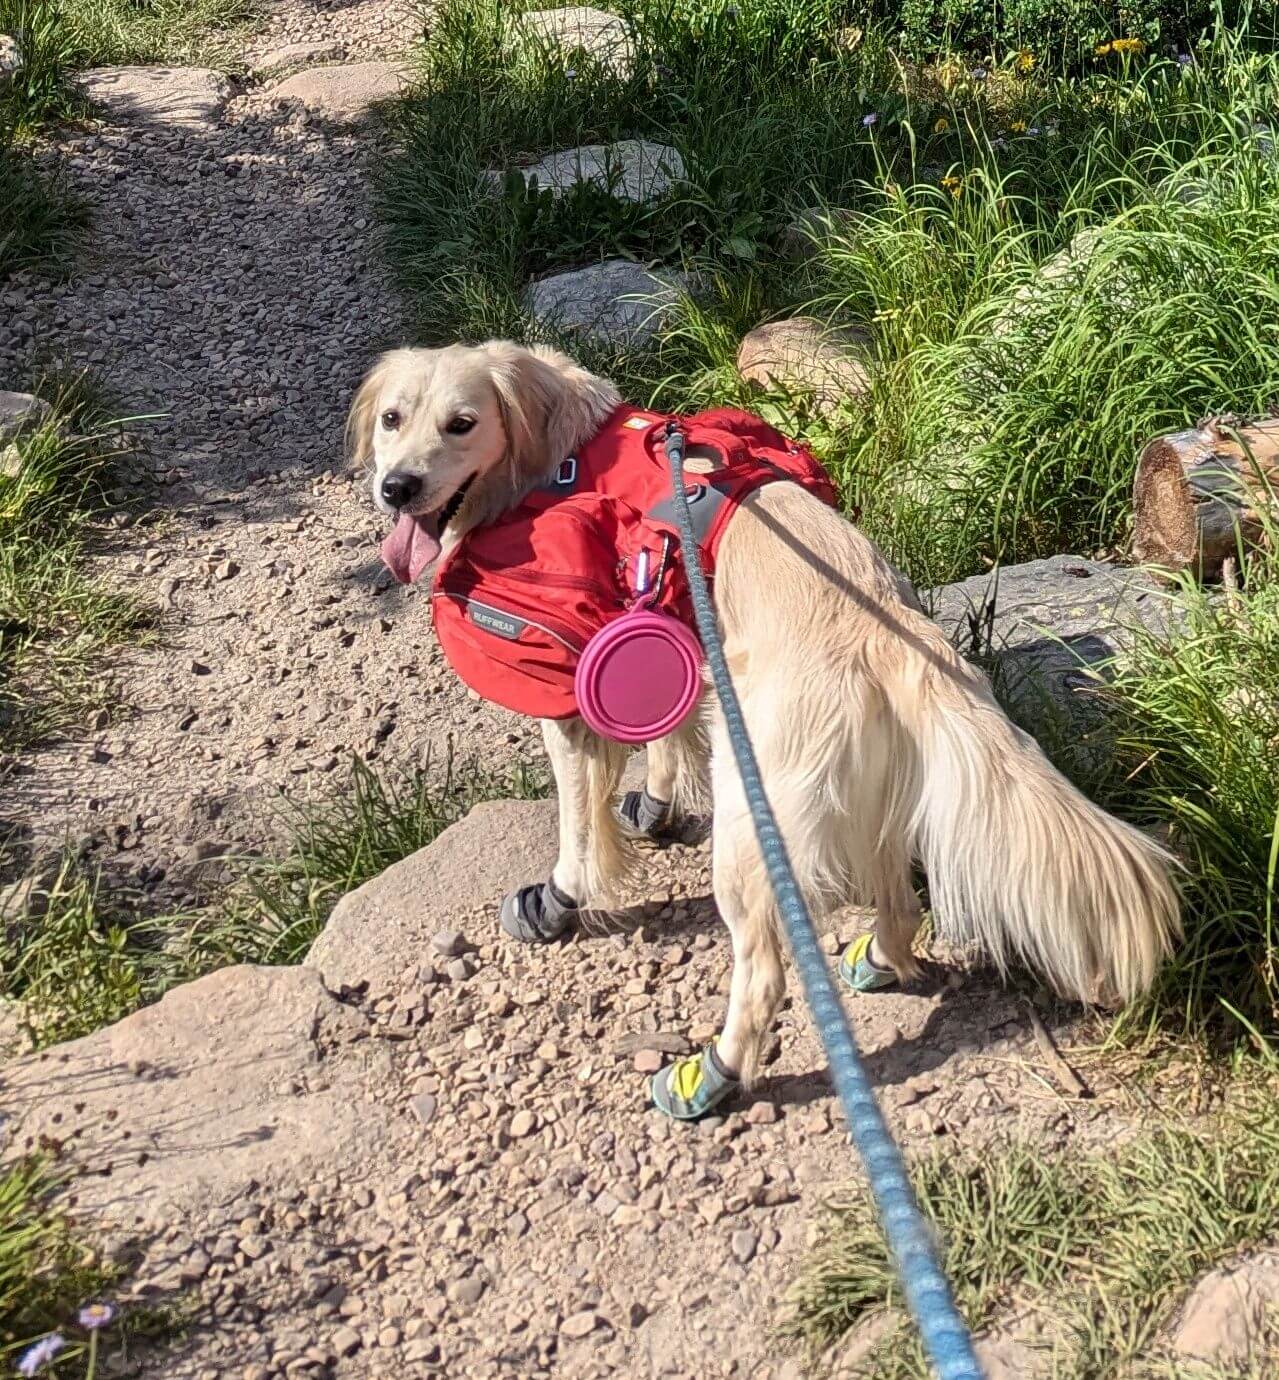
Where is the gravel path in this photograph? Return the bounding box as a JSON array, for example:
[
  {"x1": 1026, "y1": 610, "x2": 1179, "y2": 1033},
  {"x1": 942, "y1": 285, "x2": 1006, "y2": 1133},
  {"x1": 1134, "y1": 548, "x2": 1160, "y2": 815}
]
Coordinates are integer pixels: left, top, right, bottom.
[
  {"x1": 10, "y1": 804, "x2": 1144, "y2": 1379},
  {"x1": 0, "y1": 0, "x2": 536, "y2": 892}
]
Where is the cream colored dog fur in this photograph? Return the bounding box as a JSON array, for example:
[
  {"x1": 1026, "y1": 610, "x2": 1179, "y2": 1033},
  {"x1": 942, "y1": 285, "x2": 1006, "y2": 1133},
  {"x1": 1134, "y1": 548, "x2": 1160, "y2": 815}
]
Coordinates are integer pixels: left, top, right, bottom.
[{"x1": 348, "y1": 340, "x2": 1181, "y2": 1086}]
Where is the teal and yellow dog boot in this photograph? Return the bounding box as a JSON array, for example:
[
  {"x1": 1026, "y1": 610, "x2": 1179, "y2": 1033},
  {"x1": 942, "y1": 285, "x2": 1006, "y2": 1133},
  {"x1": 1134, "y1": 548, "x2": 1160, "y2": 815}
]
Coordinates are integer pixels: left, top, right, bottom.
[
  {"x1": 651, "y1": 1041, "x2": 739, "y2": 1120},
  {"x1": 838, "y1": 932, "x2": 900, "y2": 994}
]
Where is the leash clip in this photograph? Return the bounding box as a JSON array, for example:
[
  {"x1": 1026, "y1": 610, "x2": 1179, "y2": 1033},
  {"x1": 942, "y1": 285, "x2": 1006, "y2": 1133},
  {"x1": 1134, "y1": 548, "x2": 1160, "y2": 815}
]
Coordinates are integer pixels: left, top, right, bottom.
[{"x1": 632, "y1": 534, "x2": 672, "y2": 609}]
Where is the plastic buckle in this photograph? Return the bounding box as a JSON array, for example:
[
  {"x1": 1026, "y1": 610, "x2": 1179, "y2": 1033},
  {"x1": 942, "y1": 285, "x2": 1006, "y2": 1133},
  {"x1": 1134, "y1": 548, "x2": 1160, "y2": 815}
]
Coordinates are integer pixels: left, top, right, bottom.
[{"x1": 554, "y1": 457, "x2": 578, "y2": 487}]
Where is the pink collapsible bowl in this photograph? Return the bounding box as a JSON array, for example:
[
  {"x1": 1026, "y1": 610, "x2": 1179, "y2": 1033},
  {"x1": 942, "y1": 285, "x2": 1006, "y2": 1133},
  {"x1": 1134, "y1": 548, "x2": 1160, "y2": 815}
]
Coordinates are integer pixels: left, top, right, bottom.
[{"x1": 575, "y1": 608, "x2": 703, "y2": 744}]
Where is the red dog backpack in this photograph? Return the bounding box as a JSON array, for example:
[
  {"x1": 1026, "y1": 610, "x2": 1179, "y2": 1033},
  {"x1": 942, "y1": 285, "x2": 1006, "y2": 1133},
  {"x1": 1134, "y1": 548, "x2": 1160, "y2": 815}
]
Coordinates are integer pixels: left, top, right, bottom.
[{"x1": 421, "y1": 405, "x2": 837, "y2": 720}]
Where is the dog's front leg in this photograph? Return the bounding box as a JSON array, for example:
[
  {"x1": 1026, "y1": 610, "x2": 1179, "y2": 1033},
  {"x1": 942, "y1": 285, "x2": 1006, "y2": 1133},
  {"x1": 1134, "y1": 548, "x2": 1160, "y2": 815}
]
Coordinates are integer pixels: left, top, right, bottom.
[
  {"x1": 543, "y1": 715, "x2": 594, "y2": 903},
  {"x1": 498, "y1": 717, "x2": 631, "y2": 943}
]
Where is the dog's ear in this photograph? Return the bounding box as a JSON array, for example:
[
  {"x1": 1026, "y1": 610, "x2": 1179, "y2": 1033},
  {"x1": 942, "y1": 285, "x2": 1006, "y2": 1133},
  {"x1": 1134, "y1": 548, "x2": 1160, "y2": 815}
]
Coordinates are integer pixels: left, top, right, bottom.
[
  {"x1": 345, "y1": 355, "x2": 390, "y2": 472},
  {"x1": 483, "y1": 341, "x2": 621, "y2": 484}
]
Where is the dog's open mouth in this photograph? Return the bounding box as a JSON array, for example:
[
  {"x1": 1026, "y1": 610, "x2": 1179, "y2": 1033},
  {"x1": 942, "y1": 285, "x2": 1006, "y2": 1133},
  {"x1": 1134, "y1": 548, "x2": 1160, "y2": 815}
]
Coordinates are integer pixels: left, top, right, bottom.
[{"x1": 380, "y1": 475, "x2": 475, "y2": 585}]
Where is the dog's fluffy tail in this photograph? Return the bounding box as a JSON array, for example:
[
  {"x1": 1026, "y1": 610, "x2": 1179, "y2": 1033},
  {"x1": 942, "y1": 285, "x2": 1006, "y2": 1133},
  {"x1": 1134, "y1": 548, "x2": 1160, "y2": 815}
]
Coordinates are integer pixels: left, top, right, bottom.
[{"x1": 896, "y1": 644, "x2": 1181, "y2": 1005}]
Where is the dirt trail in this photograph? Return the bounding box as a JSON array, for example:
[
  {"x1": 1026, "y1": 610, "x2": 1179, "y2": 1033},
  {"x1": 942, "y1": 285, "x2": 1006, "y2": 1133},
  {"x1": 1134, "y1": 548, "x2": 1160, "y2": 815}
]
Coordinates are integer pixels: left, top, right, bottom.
[{"x1": 0, "y1": 0, "x2": 533, "y2": 895}]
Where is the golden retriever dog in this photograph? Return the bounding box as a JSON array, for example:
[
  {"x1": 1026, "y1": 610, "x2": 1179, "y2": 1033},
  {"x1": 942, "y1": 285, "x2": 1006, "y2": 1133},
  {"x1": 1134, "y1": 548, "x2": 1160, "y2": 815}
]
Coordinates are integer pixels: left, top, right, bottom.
[{"x1": 347, "y1": 340, "x2": 1180, "y2": 1119}]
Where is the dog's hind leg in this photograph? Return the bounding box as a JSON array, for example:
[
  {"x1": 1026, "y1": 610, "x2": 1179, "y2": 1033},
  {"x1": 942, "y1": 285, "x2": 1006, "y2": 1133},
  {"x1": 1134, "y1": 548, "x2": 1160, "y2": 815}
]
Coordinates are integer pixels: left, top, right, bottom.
[
  {"x1": 870, "y1": 845, "x2": 924, "y2": 984},
  {"x1": 651, "y1": 726, "x2": 802, "y2": 1120}
]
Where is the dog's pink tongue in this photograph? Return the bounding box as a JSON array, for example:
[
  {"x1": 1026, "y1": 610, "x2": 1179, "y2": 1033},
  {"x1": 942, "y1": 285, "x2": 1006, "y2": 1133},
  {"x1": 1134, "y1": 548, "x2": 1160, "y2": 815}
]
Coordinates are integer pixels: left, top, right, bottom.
[{"x1": 380, "y1": 514, "x2": 442, "y2": 584}]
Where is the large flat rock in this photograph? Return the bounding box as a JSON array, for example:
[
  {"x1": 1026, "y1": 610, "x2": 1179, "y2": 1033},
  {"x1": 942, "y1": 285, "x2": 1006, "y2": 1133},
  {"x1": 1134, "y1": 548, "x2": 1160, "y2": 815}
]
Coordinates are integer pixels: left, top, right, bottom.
[
  {"x1": 1, "y1": 965, "x2": 392, "y2": 1234},
  {"x1": 0, "y1": 389, "x2": 50, "y2": 442},
  {"x1": 263, "y1": 61, "x2": 409, "y2": 123},
  {"x1": 1171, "y1": 1249, "x2": 1279, "y2": 1367},
  {"x1": 252, "y1": 40, "x2": 345, "y2": 80},
  {"x1": 928, "y1": 554, "x2": 1168, "y2": 752},
  {"x1": 77, "y1": 66, "x2": 230, "y2": 130},
  {"x1": 308, "y1": 798, "x2": 559, "y2": 992},
  {"x1": 525, "y1": 258, "x2": 693, "y2": 346}
]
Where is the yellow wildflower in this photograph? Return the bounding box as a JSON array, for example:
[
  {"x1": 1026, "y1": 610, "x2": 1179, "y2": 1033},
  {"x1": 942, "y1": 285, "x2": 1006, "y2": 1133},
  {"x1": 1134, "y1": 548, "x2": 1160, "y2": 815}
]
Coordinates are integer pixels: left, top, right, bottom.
[
  {"x1": 934, "y1": 116, "x2": 950, "y2": 133},
  {"x1": 940, "y1": 174, "x2": 963, "y2": 199},
  {"x1": 1112, "y1": 37, "x2": 1145, "y2": 55},
  {"x1": 1016, "y1": 49, "x2": 1035, "y2": 73},
  {"x1": 1010, "y1": 119, "x2": 1027, "y2": 132},
  {"x1": 1094, "y1": 41, "x2": 1113, "y2": 55}
]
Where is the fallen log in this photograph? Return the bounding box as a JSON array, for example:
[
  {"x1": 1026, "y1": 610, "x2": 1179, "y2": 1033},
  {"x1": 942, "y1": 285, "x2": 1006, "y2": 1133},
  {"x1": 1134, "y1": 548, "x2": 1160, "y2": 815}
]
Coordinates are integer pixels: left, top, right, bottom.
[{"x1": 1132, "y1": 416, "x2": 1279, "y2": 579}]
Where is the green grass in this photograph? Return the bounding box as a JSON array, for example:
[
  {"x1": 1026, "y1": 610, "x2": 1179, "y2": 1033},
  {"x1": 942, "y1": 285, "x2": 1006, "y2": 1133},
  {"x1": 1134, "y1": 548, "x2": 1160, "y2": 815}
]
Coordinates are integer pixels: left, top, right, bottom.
[
  {"x1": 175, "y1": 750, "x2": 547, "y2": 970},
  {"x1": 1, "y1": 753, "x2": 547, "y2": 1048},
  {"x1": 0, "y1": 388, "x2": 155, "y2": 752},
  {"x1": 51, "y1": 0, "x2": 258, "y2": 70},
  {"x1": 787, "y1": 1083, "x2": 1279, "y2": 1376},
  {"x1": 1092, "y1": 534, "x2": 1279, "y2": 1041},
  {"x1": 0, "y1": 1157, "x2": 155, "y2": 1377},
  {"x1": 0, "y1": 4, "x2": 87, "y2": 276},
  {"x1": 0, "y1": 142, "x2": 84, "y2": 279},
  {"x1": 381, "y1": 7, "x2": 1279, "y2": 583}
]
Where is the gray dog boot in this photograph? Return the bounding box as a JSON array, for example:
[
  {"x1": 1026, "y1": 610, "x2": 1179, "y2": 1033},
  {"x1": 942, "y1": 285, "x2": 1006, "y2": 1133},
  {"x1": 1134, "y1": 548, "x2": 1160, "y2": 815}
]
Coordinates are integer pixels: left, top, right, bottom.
[{"x1": 499, "y1": 878, "x2": 578, "y2": 943}]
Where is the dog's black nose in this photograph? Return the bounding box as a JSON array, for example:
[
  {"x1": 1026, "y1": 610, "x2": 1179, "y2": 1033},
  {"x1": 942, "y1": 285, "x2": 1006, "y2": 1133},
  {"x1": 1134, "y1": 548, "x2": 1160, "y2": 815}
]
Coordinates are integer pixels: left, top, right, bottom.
[{"x1": 381, "y1": 472, "x2": 422, "y2": 510}]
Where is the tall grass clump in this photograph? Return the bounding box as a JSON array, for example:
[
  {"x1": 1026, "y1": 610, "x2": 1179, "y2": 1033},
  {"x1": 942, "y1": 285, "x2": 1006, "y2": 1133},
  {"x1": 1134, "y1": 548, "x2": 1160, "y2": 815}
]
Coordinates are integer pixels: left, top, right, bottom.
[
  {"x1": 186, "y1": 751, "x2": 547, "y2": 968},
  {"x1": 0, "y1": 393, "x2": 154, "y2": 751},
  {"x1": 1091, "y1": 530, "x2": 1279, "y2": 1040},
  {"x1": 804, "y1": 35, "x2": 1279, "y2": 583},
  {"x1": 0, "y1": 6, "x2": 86, "y2": 274},
  {"x1": 787, "y1": 1085, "x2": 1279, "y2": 1376}
]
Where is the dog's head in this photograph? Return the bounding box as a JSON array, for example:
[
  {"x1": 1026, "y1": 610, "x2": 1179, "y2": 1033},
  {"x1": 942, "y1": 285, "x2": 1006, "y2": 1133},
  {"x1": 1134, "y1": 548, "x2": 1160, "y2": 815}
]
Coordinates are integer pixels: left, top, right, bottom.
[{"x1": 347, "y1": 341, "x2": 620, "y2": 583}]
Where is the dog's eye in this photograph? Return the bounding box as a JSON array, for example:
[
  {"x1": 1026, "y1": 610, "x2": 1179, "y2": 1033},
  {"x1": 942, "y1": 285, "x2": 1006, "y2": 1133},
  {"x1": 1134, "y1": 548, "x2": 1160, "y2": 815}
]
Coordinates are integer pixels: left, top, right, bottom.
[
  {"x1": 445, "y1": 415, "x2": 476, "y2": 436},
  {"x1": 380, "y1": 409, "x2": 401, "y2": 431}
]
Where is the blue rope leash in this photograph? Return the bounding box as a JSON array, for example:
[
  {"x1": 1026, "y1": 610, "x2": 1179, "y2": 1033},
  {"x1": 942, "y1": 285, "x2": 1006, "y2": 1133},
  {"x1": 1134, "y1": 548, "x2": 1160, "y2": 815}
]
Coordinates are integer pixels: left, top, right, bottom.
[{"x1": 662, "y1": 422, "x2": 984, "y2": 1380}]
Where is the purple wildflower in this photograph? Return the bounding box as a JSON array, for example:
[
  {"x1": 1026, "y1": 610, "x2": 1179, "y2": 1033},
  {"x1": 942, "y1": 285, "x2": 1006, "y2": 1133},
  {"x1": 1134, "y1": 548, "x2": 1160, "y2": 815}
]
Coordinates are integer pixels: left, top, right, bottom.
[
  {"x1": 971, "y1": 66, "x2": 988, "y2": 80},
  {"x1": 78, "y1": 1302, "x2": 118, "y2": 1331},
  {"x1": 862, "y1": 112, "x2": 879, "y2": 127},
  {"x1": 1177, "y1": 52, "x2": 1194, "y2": 66},
  {"x1": 565, "y1": 67, "x2": 578, "y2": 80},
  {"x1": 17, "y1": 1336, "x2": 65, "y2": 1377}
]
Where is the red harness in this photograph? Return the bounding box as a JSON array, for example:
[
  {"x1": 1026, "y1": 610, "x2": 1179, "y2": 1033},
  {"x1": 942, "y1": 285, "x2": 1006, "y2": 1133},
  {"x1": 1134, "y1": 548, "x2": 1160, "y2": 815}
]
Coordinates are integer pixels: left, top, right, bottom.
[{"x1": 428, "y1": 405, "x2": 837, "y2": 720}]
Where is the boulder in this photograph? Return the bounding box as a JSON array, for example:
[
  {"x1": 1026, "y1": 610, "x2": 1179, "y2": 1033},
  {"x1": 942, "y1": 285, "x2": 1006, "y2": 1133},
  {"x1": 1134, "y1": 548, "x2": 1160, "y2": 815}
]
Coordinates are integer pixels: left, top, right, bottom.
[
  {"x1": 1, "y1": 965, "x2": 392, "y2": 1232},
  {"x1": 525, "y1": 259, "x2": 693, "y2": 346},
  {"x1": 1170, "y1": 1250, "x2": 1279, "y2": 1367},
  {"x1": 262, "y1": 62, "x2": 409, "y2": 123},
  {"x1": 736, "y1": 316, "x2": 872, "y2": 412},
  {"x1": 76, "y1": 66, "x2": 230, "y2": 130},
  {"x1": 928, "y1": 554, "x2": 1169, "y2": 757},
  {"x1": 0, "y1": 390, "x2": 50, "y2": 443},
  {"x1": 516, "y1": 7, "x2": 633, "y2": 77},
  {"x1": 0, "y1": 33, "x2": 21, "y2": 82},
  {"x1": 482, "y1": 139, "x2": 684, "y2": 205},
  {"x1": 308, "y1": 799, "x2": 558, "y2": 993},
  {"x1": 991, "y1": 226, "x2": 1140, "y2": 337}
]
